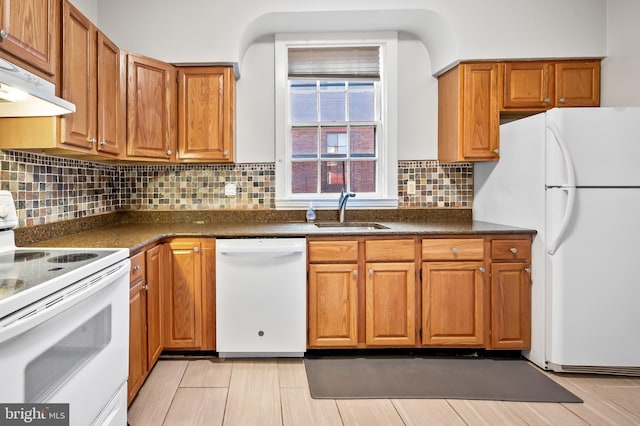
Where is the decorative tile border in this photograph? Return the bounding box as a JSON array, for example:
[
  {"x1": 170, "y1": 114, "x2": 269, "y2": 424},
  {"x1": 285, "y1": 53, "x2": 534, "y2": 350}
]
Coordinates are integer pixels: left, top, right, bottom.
[{"x1": 1, "y1": 150, "x2": 473, "y2": 227}]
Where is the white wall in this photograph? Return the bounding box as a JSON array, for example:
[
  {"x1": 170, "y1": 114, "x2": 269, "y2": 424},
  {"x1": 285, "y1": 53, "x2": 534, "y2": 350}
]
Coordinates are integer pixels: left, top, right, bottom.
[
  {"x1": 96, "y1": 0, "x2": 606, "y2": 75},
  {"x1": 601, "y1": 0, "x2": 640, "y2": 106}
]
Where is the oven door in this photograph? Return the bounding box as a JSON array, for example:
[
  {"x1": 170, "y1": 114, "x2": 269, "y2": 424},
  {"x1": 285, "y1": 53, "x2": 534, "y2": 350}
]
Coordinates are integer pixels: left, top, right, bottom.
[{"x1": 0, "y1": 260, "x2": 130, "y2": 426}]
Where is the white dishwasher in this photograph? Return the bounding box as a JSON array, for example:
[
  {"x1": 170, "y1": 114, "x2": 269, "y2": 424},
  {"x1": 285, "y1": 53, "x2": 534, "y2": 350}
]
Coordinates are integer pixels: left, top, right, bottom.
[{"x1": 216, "y1": 238, "x2": 306, "y2": 357}]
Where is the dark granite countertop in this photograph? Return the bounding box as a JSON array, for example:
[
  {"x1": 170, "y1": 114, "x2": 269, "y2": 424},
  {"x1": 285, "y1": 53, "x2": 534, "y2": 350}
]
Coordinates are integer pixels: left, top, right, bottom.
[{"x1": 26, "y1": 218, "x2": 535, "y2": 254}]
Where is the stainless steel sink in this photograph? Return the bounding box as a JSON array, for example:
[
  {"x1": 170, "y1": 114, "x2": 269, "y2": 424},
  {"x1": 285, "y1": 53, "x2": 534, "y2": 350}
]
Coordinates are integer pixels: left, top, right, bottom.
[{"x1": 314, "y1": 222, "x2": 389, "y2": 230}]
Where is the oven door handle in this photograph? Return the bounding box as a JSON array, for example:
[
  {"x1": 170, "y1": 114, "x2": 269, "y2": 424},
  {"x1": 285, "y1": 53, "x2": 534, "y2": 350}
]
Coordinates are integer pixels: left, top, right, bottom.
[{"x1": 0, "y1": 261, "x2": 128, "y2": 344}]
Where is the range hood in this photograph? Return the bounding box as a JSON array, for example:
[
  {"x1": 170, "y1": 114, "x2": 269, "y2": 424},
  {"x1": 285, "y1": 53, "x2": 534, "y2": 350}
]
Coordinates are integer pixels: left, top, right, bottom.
[{"x1": 0, "y1": 57, "x2": 75, "y2": 117}]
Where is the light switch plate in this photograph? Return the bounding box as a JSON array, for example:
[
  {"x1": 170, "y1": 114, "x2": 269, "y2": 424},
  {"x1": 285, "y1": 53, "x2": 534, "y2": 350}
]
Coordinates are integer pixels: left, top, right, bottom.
[
  {"x1": 225, "y1": 183, "x2": 236, "y2": 197},
  {"x1": 407, "y1": 180, "x2": 416, "y2": 195}
]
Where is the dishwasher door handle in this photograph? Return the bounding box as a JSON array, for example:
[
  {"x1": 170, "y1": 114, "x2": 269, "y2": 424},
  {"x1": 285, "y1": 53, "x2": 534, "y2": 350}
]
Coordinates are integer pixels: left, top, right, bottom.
[{"x1": 219, "y1": 246, "x2": 304, "y2": 257}]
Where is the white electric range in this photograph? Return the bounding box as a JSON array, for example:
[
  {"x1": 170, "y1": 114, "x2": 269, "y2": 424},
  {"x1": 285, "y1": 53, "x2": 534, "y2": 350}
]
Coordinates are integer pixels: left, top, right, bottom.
[{"x1": 0, "y1": 190, "x2": 130, "y2": 426}]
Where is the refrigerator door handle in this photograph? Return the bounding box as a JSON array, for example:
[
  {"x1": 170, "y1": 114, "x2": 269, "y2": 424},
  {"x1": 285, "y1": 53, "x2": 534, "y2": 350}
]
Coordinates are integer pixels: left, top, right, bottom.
[
  {"x1": 547, "y1": 120, "x2": 577, "y2": 255},
  {"x1": 547, "y1": 120, "x2": 577, "y2": 188},
  {"x1": 547, "y1": 187, "x2": 576, "y2": 255}
]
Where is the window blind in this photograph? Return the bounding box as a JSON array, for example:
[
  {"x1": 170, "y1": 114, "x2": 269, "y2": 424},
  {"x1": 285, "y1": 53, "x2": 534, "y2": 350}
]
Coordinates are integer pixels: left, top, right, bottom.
[{"x1": 287, "y1": 46, "x2": 381, "y2": 79}]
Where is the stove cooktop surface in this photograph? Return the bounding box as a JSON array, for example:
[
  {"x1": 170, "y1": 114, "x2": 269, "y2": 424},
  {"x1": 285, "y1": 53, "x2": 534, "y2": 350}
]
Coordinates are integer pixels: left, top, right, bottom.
[{"x1": 0, "y1": 247, "x2": 128, "y2": 317}]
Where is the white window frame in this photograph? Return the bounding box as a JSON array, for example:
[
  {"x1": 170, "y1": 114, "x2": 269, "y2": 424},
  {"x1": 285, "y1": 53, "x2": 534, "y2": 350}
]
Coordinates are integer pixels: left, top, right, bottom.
[{"x1": 275, "y1": 32, "x2": 398, "y2": 210}]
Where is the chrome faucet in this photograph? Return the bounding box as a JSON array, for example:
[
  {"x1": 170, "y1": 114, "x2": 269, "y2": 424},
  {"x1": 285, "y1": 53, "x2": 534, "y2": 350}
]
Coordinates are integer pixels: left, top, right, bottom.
[{"x1": 338, "y1": 188, "x2": 356, "y2": 223}]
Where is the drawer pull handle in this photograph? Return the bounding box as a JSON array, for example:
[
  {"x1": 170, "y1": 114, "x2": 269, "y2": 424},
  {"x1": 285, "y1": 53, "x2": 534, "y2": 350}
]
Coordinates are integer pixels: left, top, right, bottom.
[
  {"x1": 510, "y1": 247, "x2": 518, "y2": 254},
  {"x1": 452, "y1": 247, "x2": 458, "y2": 254}
]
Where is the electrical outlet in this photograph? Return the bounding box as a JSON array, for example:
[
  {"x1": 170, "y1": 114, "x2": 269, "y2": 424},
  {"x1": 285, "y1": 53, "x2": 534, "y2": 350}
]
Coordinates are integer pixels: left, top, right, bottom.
[
  {"x1": 224, "y1": 183, "x2": 236, "y2": 197},
  {"x1": 407, "y1": 180, "x2": 416, "y2": 195}
]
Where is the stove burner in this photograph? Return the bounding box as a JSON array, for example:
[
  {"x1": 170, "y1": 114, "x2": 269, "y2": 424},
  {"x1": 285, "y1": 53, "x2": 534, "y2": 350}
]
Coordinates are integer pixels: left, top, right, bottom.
[
  {"x1": 0, "y1": 251, "x2": 48, "y2": 263},
  {"x1": 47, "y1": 253, "x2": 99, "y2": 263}
]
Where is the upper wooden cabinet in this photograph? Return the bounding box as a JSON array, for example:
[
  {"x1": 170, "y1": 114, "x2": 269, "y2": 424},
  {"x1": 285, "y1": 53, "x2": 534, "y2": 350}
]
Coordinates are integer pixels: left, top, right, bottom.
[
  {"x1": 438, "y1": 62, "x2": 499, "y2": 162},
  {"x1": 127, "y1": 53, "x2": 177, "y2": 161},
  {"x1": 177, "y1": 66, "x2": 235, "y2": 162},
  {"x1": 501, "y1": 60, "x2": 600, "y2": 112},
  {"x1": 61, "y1": 1, "x2": 125, "y2": 157},
  {"x1": 0, "y1": 0, "x2": 58, "y2": 80}
]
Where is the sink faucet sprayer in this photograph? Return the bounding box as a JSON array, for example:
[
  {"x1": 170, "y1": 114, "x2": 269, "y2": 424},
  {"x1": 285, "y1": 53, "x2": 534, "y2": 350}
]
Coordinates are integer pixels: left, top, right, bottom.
[{"x1": 338, "y1": 188, "x2": 356, "y2": 223}]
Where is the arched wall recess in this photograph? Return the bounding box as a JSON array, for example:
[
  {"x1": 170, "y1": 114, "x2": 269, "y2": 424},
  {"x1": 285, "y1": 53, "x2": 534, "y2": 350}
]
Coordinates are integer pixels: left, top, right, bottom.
[{"x1": 238, "y1": 9, "x2": 457, "y2": 76}]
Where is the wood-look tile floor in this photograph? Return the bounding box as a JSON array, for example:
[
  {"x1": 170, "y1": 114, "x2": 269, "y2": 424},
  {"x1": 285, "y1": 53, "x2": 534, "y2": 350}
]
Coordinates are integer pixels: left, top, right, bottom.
[{"x1": 127, "y1": 358, "x2": 640, "y2": 426}]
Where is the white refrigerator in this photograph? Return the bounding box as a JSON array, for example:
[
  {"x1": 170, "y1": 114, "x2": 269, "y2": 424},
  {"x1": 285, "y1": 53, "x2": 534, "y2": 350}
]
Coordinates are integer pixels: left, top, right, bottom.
[{"x1": 474, "y1": 107, "x2": 640, "y2": 375}]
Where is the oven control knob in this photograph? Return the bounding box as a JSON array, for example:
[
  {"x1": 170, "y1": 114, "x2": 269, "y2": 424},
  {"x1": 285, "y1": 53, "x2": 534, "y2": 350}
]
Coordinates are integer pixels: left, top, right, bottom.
[{"x1": 0, "y1": 204, "x2": 10, "y2": 218}]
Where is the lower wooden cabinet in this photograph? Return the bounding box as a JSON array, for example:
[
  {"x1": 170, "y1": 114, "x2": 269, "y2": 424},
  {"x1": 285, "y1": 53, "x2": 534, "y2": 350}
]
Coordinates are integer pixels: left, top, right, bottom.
[
  {"x1": 308, "y1": 263, "x2": 359, "y2": 347},
  {"x1": 489, "y1": 237, "x2": 532, "y2": 349},
  {"x1": 422, "y1": 261, "x2": 486, "y2": 346},
  {"x1": 307, "y1": 238, "x2": 417, "y2": 348},
  {"x1": 127, "y1": 244, "x2": 163, "y2": 405},
  {"x1": 163, "y1": 238, "x2": 215, "y2": 350},
  {"x1": 365, "y1": 262, "x2": 416, "y2": 346}
]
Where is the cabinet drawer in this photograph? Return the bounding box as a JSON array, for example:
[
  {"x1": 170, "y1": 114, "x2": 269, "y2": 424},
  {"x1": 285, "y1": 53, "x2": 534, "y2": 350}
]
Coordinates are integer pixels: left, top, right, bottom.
[
  {"x1": 308, "y1": 240, "x2": 359, "y2": 263},
  {"x1": 491, "y1": 239, "x2": 531, "y2": 261},
  {"x1": 365, "y1": 239, "x2": 415, "y2": 261},
  {"x1": 422, "y1": 239, "x2": 484, "y2": 260},
  {"x1": 130, "y1": 252, "x2": 146, "y2": 283}
]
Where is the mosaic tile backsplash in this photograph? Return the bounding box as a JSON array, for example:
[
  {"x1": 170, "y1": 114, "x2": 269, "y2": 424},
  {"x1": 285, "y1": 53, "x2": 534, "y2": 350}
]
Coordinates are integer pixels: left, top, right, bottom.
[{"x1": 0, "y1": 150, "x2": 473, "y2": 227}]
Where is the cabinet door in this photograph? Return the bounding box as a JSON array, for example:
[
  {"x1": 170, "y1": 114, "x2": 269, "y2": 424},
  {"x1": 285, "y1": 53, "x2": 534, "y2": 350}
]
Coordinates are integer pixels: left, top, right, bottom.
[
  {"x1": 308, "y1": 264, "x2": 359, "y2": 347},
  {"x1": 178, "y1": 67, "x2": 234, "y2": 162},
  {"x1": 61, "y1": 1, "x2": 96, "y2": 151},
  {"x1": 163, "y1": 240, "x2": 202, "y2": 349},
  {"x1": 490, "y1": 262, "x2": 531, "y2": 349},
  {"x1": 461, "y1": 63, "x2": 499, "y2": 160},
  {"x1": 127, "y1": 54, "x2": 176, "y2": 160},
  {"x1": 502, "y1": 62, "x2": 553, "y2": 110},
  {"x1": 0, "y1": 0, "x2": 57, "y2": 77},
  {"x1": 365, "y1": 262, "x2": 416, "y2": 346},
  {"x1": 555, "y1": 60, "x2": 600, "y2": 107},
  {"x1": 128, "y1": 279, "x2": 147, "y2": 405},
  {"x1": 422, "y1": 261, "x2": 486, "y2": 346},
  {"x1": 96, "y1": 31, "x2": 124, "y2": 156},
  {"x1": 145, "y1": 244, "x2": 163, "y2": 366}
]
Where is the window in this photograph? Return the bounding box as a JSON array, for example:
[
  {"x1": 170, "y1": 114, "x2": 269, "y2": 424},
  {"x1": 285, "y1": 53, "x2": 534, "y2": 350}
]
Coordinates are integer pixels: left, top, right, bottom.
[{"x1": 275, "y1": 33, "x2": 398, "y2": 209}]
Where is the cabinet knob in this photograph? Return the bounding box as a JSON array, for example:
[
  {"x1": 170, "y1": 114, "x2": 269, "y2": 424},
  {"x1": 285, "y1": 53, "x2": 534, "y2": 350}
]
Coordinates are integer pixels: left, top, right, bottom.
[
  {"x1": 510, "y1": 247, "x2": 518, "y2": 254},
  {"x1": 452, "y1": 247, "x2": 458, "y2": 254},
  {"x1": 133, "y1": 265, "x2": 141, "y2": 271},
  {"x1": 559, "y1": 98, "x2": 566, "y2": 104},
  {"x1": 142, "y1": 284, "x2": 149, "y2": 290},
  {"x1": 368, "y1": 268, "x2": 374, "y2": 275},
  {"x1": 166, "y1": 149, "x2": 172, "y2": 156},
  {"x1": 223, "y1": 150, "x2": 229, "y2": 156},
  {"x1": 353, "y1": 270, "x2": 358, "y2": 276},
  {"x1": 0, "y1": 29, "x2": 7, "y2": 41},
  {"x1": 493, "y1": 148, "x2": 499, "y2": 154},
  {"x1": 100, "y1": 140, "x2": 107, "y2": 146},
  {"x1": 89, "y1": 138, "x2": 97, "y2": 144},
  {"x1": 479, "y1": 267, "x2": 486, "y2": 273},
  {"x1": 193, "y1": 246, "x2": 199, "y2": 253},
  {"x1": 543, "y1": 98, "x2": 551, "y2": 104},
  {"x1": 525, "y1": 268, "x2": 532, "y2": 273}
]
